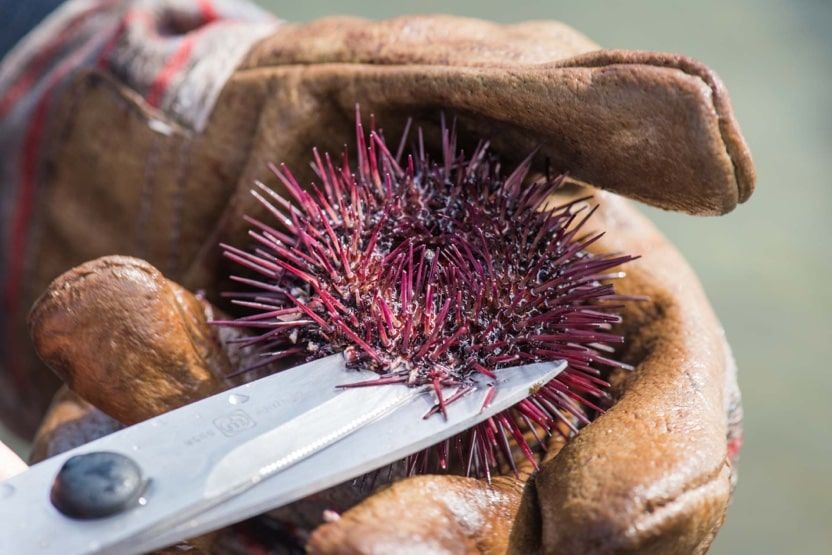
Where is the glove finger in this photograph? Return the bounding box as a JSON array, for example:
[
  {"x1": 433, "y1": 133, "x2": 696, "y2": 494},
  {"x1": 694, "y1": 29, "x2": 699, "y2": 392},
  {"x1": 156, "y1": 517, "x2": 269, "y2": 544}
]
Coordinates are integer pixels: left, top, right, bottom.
[
  {"x1": 182, "y1": 47, "x2": 753, "y2": 296},
  {"x1": 242, "y1": 16, "x2": 752, "y2": 215},
  {"x1": 307, "y1": 475, "x2": 524, "y2": 555},
  {"x1": 27, "y1": 255, "x2": 260, "y2": 423},
  {"x1": 245, "y1": 15, "x2": 598, "y2": 68},
  {"x1": 303, "y1": 404, "x2": 572, "y2": 554},
  {"x1": 507, "y1": 188, "x2": 736, "y2": 554}
]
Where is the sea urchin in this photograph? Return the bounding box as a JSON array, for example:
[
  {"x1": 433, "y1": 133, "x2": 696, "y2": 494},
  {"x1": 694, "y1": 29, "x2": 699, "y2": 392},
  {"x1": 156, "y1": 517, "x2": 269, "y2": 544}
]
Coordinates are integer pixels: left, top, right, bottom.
[{"x1": 217, "y1": 111, "x2": 638, "y2": 479}]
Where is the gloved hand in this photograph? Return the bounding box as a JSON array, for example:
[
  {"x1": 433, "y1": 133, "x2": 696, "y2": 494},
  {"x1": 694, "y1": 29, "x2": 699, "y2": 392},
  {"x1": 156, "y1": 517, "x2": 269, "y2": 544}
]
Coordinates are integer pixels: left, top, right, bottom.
[{"x1": 5, "y1": 7, "x2": 752, "y2": 554}]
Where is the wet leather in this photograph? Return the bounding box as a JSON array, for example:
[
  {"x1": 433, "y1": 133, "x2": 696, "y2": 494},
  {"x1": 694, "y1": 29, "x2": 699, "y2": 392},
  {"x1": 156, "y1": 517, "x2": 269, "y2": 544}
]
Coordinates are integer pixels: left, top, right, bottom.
[{"x1": 19, "y1": 15, "x2": 752, "y2": 555}]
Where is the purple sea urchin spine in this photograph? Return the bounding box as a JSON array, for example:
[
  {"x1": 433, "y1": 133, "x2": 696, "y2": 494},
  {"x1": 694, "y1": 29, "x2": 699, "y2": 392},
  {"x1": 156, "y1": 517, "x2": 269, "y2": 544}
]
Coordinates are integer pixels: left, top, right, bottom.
[{"x1": 218, "y1": 110, "x2": 638, "y2": 477}]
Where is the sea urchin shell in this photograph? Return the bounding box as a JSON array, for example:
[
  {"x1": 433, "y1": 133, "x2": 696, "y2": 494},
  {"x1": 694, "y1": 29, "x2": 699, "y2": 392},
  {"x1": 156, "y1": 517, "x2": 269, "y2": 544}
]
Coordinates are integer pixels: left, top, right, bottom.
[{"x1": 218, "y1": 111, "x2": 638, "y2": 478}]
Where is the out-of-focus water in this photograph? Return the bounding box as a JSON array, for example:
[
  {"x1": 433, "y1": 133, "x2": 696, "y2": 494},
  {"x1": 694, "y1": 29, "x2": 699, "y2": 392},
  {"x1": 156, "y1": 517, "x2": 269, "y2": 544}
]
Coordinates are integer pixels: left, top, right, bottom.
[{"x1": 256, "y1": 1, "x2": 829, "y2": 552}]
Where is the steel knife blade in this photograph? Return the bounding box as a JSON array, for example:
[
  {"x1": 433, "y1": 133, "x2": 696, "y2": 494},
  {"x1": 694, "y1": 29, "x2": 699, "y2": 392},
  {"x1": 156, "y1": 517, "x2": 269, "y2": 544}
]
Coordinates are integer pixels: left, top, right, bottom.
[{"x1": 0, "y1": 356, "x2": 566, "y2": 554}]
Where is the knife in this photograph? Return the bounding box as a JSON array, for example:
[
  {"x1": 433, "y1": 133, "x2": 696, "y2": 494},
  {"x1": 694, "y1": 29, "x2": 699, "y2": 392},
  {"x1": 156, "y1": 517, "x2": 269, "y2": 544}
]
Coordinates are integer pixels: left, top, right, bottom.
[{"x1": 0, "y1": 354, "x2": 566, "y2": 554}]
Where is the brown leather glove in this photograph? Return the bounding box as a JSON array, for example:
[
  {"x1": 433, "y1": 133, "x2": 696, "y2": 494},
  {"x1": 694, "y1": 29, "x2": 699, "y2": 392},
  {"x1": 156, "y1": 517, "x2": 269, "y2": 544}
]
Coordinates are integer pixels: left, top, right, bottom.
[{"x1": 18, "y1": 14, "x2": 751, "y2": 554}]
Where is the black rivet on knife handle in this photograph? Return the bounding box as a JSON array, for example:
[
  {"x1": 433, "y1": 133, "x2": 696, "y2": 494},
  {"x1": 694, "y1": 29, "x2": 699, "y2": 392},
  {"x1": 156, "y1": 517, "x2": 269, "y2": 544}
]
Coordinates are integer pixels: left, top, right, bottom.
[{"x1": 50, "y1": 451, "x2": 145, "y2": 519}]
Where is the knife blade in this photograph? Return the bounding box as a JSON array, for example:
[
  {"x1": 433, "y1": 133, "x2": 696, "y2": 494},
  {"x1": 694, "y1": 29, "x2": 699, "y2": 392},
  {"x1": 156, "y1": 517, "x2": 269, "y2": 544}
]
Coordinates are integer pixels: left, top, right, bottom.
[{"x1": 0, "y1": 356, "x2": 566, "y2": 554}]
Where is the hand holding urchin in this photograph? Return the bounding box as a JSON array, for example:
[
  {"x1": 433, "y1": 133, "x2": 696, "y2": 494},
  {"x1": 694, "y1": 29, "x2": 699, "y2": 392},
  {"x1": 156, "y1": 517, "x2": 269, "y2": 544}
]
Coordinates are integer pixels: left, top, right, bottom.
[
  {"x1": 28, "y1": 132, "x2": 743, "y2": 553},
  {"x1": 18, "y1": 14, "x2": 752, "y2": 555}
]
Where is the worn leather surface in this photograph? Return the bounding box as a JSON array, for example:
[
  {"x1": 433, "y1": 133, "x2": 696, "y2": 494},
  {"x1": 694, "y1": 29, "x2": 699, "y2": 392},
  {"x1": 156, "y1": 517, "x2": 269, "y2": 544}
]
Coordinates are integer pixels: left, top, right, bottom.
[
  {"x1": 29, "y1": 386, "x2": 121, "y2": 464},
  {"x1": 29, "y1": 257, "x2": 229, "y2": 425},
  {"x1": 307, "y1": 191, "x2": 739, "y2": 555},
  {"x1": 16, "y1": 14, "x2": 752, "y2": 555},
  {"x1": 242, "y1": 16, "x2": 754, "y2": 214},
  {"x1": 30, "y1": 188, "x2": 742, "y2": 554},
  {"x1": 4, "y1": 15, "x2": 754, "y2": 438}
]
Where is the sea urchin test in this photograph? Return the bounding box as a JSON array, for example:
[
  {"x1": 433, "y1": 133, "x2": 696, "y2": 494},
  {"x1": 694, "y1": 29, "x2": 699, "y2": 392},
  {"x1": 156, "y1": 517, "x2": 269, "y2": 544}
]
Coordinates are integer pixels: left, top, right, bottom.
[{"x1": 217, "y1": 112, "x2": 639, "y2": 479}]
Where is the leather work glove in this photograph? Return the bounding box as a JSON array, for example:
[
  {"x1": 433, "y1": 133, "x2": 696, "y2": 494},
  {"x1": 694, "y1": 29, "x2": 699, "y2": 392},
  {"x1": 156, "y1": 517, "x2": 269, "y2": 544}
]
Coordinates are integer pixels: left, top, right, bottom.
[{"x1": 1, "y1": 3, "x2": 753, "y2": 553}]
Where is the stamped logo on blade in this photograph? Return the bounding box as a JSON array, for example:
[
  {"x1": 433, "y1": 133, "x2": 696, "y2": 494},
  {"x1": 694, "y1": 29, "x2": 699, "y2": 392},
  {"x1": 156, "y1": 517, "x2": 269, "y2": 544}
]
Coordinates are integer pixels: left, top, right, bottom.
[{"x1": 213, "y1": 410, "x2": 257, "y2": 437}]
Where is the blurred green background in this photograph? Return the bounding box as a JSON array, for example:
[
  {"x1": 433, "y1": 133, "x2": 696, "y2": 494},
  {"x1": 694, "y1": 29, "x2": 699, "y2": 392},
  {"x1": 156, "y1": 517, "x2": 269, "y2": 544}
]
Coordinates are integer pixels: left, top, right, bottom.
[{"x1": 254, "y1": 1, "x2": 829, "y2": 553}]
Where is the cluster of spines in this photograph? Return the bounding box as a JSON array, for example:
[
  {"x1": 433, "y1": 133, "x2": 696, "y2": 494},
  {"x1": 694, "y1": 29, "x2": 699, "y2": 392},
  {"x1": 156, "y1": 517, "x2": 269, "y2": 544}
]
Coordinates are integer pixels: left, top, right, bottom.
[{"x1": 217, "y1": 112, "x2": 639, "y2": 478}]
